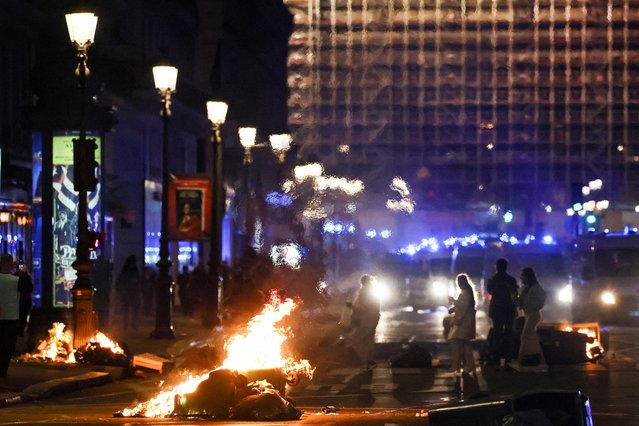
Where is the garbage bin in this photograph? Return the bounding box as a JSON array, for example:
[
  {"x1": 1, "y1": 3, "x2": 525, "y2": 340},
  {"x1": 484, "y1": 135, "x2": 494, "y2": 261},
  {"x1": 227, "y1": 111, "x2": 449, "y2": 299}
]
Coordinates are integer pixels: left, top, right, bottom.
[
  {"x1": 428, "y1": 398, "x2": 512, "y2": 426},
  {"x1": 513, "y1": 390, "x2": 594, "y2": 426}
]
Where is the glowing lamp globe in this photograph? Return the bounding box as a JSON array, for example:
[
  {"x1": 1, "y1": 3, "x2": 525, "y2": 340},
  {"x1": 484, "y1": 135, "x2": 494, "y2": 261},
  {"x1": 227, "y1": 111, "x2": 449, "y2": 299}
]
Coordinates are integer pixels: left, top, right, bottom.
[
  {"x1": 207, "y1": 101, "x2": 228, "y2": 126},
  {"x1": 238, "y1": 127, "x2": 257, "y2": 149},
  {"x1": 65, "y1": 13, "x2": 98, "y2": 46},
  {"x1": 153, "y1": 66, "x2": 178, "y2": 93}
]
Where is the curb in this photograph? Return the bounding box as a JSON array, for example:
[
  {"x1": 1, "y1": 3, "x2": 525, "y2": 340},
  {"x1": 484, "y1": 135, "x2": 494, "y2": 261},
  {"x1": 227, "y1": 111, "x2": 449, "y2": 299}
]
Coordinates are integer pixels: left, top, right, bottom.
[{"x1": 0, "y1": 372, "x2": 112, "y2": 408}]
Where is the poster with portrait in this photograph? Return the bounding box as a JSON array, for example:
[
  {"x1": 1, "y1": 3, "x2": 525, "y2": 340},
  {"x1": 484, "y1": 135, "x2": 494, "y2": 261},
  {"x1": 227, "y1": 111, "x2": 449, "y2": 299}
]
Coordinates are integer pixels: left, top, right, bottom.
[
  {"x1": 52, "y1": 134, "x2": 102, "y2": 307},
  {"x1": 168, "y1": 176, "x2": 211, "y2": 241}
]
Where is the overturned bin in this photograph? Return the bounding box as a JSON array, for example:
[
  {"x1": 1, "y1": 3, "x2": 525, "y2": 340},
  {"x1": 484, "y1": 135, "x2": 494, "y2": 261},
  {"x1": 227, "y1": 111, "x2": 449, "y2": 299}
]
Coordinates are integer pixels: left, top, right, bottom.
[{"x1": 429, "y1": 390, "x2": 594, "y2": 426}]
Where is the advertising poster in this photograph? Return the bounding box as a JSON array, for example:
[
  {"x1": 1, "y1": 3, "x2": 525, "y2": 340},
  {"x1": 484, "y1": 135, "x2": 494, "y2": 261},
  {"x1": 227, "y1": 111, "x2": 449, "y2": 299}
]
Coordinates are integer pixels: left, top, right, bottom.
[
  {"x1": 168, "y1": 176, "x2": 211, "y2": 241},
  {"x1": 52, "y1": 135, "x2": 102, "y2": 307}
]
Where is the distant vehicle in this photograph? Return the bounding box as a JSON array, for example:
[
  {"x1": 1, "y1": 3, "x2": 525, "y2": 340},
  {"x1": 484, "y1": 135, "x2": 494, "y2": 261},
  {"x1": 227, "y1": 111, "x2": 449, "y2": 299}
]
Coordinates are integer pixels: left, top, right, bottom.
[
  {"x1": 571, "y1": 232, "x2": 639, "y2": 323},
  {"x1": 376, "y1": 250, "x2": 454, "y2": 309}
]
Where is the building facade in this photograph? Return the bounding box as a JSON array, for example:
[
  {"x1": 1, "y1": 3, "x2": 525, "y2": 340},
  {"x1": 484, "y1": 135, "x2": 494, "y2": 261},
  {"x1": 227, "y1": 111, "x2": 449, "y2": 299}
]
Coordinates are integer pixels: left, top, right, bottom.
[{"x1": 286, "y1": 0, "x2": 639, "y2": 217}]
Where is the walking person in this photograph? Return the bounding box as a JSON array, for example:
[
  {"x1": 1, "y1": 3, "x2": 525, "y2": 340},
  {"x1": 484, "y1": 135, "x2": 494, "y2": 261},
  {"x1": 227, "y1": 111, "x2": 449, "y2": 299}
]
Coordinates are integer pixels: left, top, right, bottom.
[
  {"x1": 448, "y1": 273, "x2": 477, "y2": 375},
  {"x1": 348, "y1": 274, "x2": 381, "y2": 370},
  {"x1": 0, "y1": 254, "x2": 31, "y2": 382},
  {"x1": 486, "y1": 258, "x2": 518, "y2": 369},
  {"x1": 115, "y1": 255, "x2": 141, "y2": 330},
  {"x1": 516, "y1": 267, "x2": 547, "y2": 369}
]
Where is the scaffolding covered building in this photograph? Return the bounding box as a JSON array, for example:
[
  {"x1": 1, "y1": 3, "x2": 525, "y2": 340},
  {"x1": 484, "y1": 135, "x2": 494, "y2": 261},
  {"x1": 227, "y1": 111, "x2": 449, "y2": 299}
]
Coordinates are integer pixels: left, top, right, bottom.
[{"x1": 285, "y1": 0, "x2": 639, "y2": 212}]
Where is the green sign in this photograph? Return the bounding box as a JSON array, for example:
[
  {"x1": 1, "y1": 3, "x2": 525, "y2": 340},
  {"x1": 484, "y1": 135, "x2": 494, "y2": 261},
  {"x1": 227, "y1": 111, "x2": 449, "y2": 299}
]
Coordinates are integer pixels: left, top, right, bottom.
[{"x1": 52, "y1": 135, "x2": 102, "y2": 165}]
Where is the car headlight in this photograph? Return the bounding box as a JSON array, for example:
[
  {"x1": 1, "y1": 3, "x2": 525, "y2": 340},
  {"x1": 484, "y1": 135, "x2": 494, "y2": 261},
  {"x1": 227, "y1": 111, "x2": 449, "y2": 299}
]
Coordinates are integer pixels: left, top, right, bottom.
[
  {"x1": 372, "y1": 281, "x2": 391, "y2": 302},
  {"x1": 600, "y1": 291, "x2": 616, "y2": 305},
  {"x1": 557, "y1": 284, "x2": 574, "y2": 304},
  {"x1": 431, "y1": 280, "x2": 449, "y2": 297}
]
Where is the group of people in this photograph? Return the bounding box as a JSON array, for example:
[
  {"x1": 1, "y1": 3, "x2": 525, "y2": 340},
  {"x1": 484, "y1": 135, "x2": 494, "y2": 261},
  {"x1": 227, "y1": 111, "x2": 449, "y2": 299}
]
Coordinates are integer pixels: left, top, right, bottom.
[
  {"x1": 446, "y1": 258, "x2": 547, "y2": 375},
  {"x1": 114, "y1": 256, "x2": 216, "y2": 329},
  {"x1": 342, "y1": 259, "x2": 547, "y2": 374}
]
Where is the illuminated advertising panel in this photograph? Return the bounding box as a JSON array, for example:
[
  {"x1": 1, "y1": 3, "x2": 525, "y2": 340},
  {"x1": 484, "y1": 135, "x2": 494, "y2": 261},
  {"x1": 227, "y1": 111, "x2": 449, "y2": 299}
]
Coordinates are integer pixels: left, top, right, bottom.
[
  {"x1": 167, "y1": 176, "x2": 211, "y2": 241},
  {"x1": 52, "y1": 135, "x2": 101, "y2": 307}
]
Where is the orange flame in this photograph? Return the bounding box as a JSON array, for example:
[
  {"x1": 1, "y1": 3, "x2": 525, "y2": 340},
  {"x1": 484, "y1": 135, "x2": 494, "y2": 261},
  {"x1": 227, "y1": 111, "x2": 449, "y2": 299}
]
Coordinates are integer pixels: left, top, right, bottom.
[
  {"x1": 120, "y1": 291, "x2": 315, "y2": 417},
  {"x1": 561, "y1": 324, "x2": 604, "y2": 359},
  {"x1": 222, "y1": 290, "x2": 315, "y2": 380},
  {"x1": 21, "y1": 323, "x2": 125, "y2": 363},
  {"x1": 121, "y1": 372, "x2": 211, "y2": 418},
  {"x1": 21, "y1": 322, "x2": 75, "y2": 363},
  {"x1": 89, "y1": 331, "x2": 125, "y2": 355}
]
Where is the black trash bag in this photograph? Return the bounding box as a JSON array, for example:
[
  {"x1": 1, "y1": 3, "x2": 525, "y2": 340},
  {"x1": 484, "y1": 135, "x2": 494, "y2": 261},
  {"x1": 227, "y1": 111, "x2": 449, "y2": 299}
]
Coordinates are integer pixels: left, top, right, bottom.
[
  {"x1": 231, "y1": 390, "x2": 302, "y2": 421},
  {"x1": 175, "y1": 369, "x2": 240, "y2": 418},
  {"x1": 391, "y1": 344, "x2": 433, "y2": 368},
  {"x1": 74, "y1": 342, "x2": 130, "y2": 367}
]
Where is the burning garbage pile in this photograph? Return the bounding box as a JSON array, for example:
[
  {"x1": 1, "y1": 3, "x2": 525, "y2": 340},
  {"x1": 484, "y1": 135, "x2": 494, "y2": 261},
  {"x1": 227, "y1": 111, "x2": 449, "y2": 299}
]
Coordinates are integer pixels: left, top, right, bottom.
[
  {"x1": 20, "y1": 322, "x2": 128, "y2": 366},
  {"x1": 536, "y1": 322, "x2": 606, "y2": 364},
  {"x1": 118, "y1": 290, "x2": 315, "y2": 420},
  {"x1": 559, "y1": 323, "x2": 605, "y2": 361}
]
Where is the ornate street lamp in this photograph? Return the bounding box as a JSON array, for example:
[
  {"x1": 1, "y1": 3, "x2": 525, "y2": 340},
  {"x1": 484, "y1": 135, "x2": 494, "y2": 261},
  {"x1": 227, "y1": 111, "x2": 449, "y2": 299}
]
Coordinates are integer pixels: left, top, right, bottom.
[
  {"x1": 239, "y1": 127, "x2": 257, "y2": 164},
  {"x1": 65, "y1": 12, "x2": 99, "y2": 348},
  {"x1": 269, "y1": 134, "x2": 292, "y2": 164},
  {"x1": 205, "y1": 100, "x2": 228, "y2": 327},
  {"x1": 269, "y1": 133, "x2": 292, "y2": 186},
  {"x1": 150, "y1": 64, "x2": 178, "y2": 339}
]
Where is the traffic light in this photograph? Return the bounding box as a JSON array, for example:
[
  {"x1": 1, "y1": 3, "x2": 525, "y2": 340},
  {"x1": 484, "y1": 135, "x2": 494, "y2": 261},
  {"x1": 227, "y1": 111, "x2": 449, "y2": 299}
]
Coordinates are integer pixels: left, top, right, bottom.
[
  {"x1": 585, "y1": 213, "x2": 598, "y2": 226},
  {"x1": 73, "y1": 137, "x2": 99, "y2": 191}
]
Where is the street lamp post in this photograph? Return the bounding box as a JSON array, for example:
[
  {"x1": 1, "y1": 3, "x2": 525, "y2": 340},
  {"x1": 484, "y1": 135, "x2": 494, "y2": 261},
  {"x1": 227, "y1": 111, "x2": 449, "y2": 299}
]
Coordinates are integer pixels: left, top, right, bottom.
[
  {"x1": 65, "y1": 12, "x2": 99, "y2": 348},
  {"x1": 150, "y1": 65, "x2": 178, "y2": 339},
  {"x1": 238, "y1": 127, "x2": 256, "y2": 257},
  {"x1": 205, "y1": 101, "x2": 228, "y2": 327},
  {"x1": 269, "y1": 133, "x2": 292, "y2": 184}
]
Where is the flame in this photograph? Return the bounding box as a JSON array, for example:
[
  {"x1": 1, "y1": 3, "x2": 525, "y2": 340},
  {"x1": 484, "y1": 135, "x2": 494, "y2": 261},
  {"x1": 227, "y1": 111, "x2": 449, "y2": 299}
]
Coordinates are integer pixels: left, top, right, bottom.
[
  {"x1": 222, "y1": 290, "x2": 314, "y2": 379},
  {"x1": 89, "y1": 331, "x2": 125, "y2": 355},
  {"x1": 120, "y1": 291, "x2": 315, "y2": 418},
  {"x1": 21, "y1": 322, "x2": 75, "y2": 363},
  {"x1": 21, "y1": 323, "x2": 124, "y2": 363},
  {"x1": 561, "y1": 324, "x2": 604, "y2": 360},
  {"x1": 121, "y1": 372, "x2": 210, "y2": 418}
]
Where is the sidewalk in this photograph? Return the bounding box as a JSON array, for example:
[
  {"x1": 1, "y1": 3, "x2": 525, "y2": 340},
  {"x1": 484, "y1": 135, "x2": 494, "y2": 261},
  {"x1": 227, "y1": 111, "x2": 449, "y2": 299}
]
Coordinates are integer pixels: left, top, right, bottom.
[{"x1": 1, "y1": 311, "x2": 219, "y2": 407}]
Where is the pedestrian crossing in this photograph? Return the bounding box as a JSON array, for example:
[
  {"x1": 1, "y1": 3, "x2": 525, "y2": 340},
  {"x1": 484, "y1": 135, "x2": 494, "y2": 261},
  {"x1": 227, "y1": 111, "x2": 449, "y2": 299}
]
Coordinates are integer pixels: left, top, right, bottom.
[{"x1": 287, "y1": 361, "x2": 459, "y2": 408}]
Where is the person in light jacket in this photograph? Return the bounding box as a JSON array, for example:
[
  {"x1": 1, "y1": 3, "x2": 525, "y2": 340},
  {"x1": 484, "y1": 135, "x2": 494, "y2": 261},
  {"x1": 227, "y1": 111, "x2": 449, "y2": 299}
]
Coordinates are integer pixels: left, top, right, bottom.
[
  {"x1": 448, "y1": 273, "x2": 477, "y2": 375},
  {"x1": 517, "y1": 267, "x2": 547, "y2": 367}
]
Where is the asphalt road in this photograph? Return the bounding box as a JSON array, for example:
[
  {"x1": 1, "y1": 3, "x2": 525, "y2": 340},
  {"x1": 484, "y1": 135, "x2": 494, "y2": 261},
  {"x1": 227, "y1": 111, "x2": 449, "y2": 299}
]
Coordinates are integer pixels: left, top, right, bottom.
[{"x1": 0, "y1": 306, "x2": 637, "y2": 425}]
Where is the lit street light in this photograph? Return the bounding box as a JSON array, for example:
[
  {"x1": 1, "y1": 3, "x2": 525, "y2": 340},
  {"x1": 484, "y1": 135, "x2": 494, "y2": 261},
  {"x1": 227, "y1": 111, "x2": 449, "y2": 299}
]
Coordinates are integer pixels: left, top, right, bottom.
[
  {"x1": 204, "y1": 100, "x2": 228, "y2": 327},
  {"x1": 269, "y1": 133, "x2": 292, "y2": 184},
  {"x1": 150, "y1": 64, "x2": 178, "y2": 339},
  {"x1": 269, "y1": 133, "x2": 292, "y2": 165},
  {"x1": 65, "y1": 11, "x2": 99, "y2": 348}
]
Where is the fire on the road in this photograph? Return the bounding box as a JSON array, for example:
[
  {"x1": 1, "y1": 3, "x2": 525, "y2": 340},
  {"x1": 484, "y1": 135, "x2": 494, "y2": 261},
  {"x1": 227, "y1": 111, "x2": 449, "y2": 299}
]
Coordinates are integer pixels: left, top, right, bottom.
[
  {"x1": 120, "y1": 290, "x2": 315, "y2": 418},
  {"x1": 561, "y1": 323, "x2": 605, "y2": 360},
  {"x1": 21, "y1": 322, "x2": 124, "y2": 364}
]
